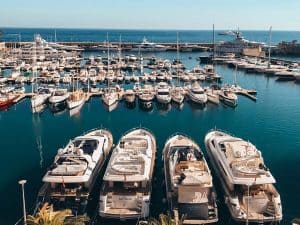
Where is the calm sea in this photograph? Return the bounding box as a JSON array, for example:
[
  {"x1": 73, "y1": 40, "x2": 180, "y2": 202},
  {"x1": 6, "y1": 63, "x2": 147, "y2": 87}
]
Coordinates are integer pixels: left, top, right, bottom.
[
  {"x1": 1, "y1": 28, "x2": 300, "y2": 44},
  {"x1": 0, "y1": 30, "x2": 300, "y2": 225}
]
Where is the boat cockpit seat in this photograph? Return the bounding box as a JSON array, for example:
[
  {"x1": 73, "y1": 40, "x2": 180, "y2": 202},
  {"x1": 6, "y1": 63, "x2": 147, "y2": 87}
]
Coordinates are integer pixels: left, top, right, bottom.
[{"x1": 82, "y1": 140, "x2": 97, "y2": 155}]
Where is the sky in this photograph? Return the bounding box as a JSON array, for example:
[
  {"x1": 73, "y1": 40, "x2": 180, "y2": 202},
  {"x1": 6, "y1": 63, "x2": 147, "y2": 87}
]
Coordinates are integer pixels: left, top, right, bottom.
[{"x1": 0, "y1": 0, "x2": 300, "y2": 30}]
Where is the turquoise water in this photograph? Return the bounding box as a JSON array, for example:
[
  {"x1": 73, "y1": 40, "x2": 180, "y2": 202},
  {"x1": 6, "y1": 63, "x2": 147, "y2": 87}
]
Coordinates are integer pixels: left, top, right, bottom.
[{"x1": 1, "y1": 52, "x2": 300, "y2": 224}]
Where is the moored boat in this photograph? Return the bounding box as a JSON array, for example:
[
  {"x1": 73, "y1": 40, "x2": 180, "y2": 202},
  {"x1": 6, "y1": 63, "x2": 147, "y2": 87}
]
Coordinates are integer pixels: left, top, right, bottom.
[
  {"x1": 138, "y1": 86, "x2": 155, "y2": 109},
  {"x1": 0, "y1": 94, "x2": 18, "y2": 109},
  {"x1": 205, "y1": 88, "x2": 220, "y2": 105},
  {"x1": 204, "y1": 130, "x2": 282, "y2": 223},
  {"x1": 171, "y1": 87, "x2": 185, "y2": 105},
  {"x1": 36, "y1": 129, "x2": 113, "y2": 215},
  {"x1": 102, "y1": 88, "x2": 119, "y2": 108},
  {"x1": 218, "y1": 88, "x2": 238, "y2": 107},
  {"x1": 67, "y1": 89, "x2": 85, "y2": 109},
  {"x1": 124, "y1": 89, "x2": 136, "y2": 104},
  {"x1": 156, "y1": 82, "x2": 171, "y2": 104},
  {"x1": 31, "y1": 87, "x2": 52, "y2": 108},
  {"x1": 187, "y1": 82, "x2": 208, "y2": 104},
  {"x1": 49, "y1": 88, "x2": 69, "y2": 106},
  {"x1": 99, "y1": 128, "x2": 156, "y2": 220},
  {"x1": 163, "y1": 134, "x2": 218, "y2": 224}
]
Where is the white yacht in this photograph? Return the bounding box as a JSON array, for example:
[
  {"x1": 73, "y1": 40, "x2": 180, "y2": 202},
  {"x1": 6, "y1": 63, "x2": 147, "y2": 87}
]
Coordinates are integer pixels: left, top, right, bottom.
[
  {"x1": 205, "y1": 130, "x2": 282, "y2": 223},
  {"x1": 102, "y1": 88, "x2": 119, "y2": 108},
  {"x1": 187, "y1": 82, "x2": 208, "y2": 104},
  {"x1": 156, "y1": 82, "x2": 171, "y2": 104},
  {"x1": 218, "y1": 88, "x2": 238, "y2": 107},
  {"x1": 205, "y1": 88, "x2": 220, "y2": 105},
  {"x1": 124, "y1": 89, "x2": 136, "y2": 104},
  {"x1": 171, "y1": 86, "x2": 185, "y2": 105},
  {"x1": 48, "y1": 88, "x2": 70, "y2": 106},
  {"x1": 31, "y1": 88, "x2": 52, "y2": 108},
  {"x1": 99, "y1": 128, "x2": 156, "y2": 220},
  {"x1": 163, "y1": 134, "x2": 218, "y2": 224},
  {"x1": 138, "y1": 86, "x2": 155, "y2": 109},
  {"x1": 37, "y1": 129, "x2": 113, "y2": 214},
  {"x1": 216, "y1": 31, "x2": 264, "y2": 55},
  {"x1": 67, "y1": 89, "x2": 85, "y2": 109},
  {"x1": 131, "y1": 37, "x2": 168, "y2": 52}
]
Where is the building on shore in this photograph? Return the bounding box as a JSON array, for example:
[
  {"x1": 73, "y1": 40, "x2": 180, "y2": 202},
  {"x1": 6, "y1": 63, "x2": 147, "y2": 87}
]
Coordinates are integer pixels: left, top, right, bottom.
[
  {"x1": 242, "y1": 46, "x2": 266, "y2": 57},
  {"x1": 277, "y1": 40, "x2": 300, "y2": 56}
]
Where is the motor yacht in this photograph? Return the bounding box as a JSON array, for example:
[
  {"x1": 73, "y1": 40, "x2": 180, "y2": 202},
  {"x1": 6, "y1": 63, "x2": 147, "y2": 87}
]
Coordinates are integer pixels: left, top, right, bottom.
[
  {"x1": 99, "y1": 128, "x2": 156, "y2": 219},
  {"x1": 138, "y1": 86, "x2": 155, "y2": 109},
  {"x1": 0, "y1": 94, "x2": 17, "y2": 109},
  {"x1": 187, "y1": 82, "x2": 208, "y2": 104},
  {"x1": 131, "y1": 37, "x2": 168, "y2": 52},
  {"x1": 48, "y1": 88, "x2": 70, "y2": 106},
  {"x1": 31, "y1": 87, "x2": 52, "y2": 108},
  {"x1": 102, "y1": 88, "x2": 119, "y2": 107},
  {"x1": 124, "y1": 89, "x2": 136, "y2": 104},
  {"x1": 171, "y1": 86, "x2": 184, "y2": 105},
  {"x1": 204, "y1": 130, "x2": 282, "y2": 223},
  {"x1": 37, "y1": 129, "x2": 113, "y2": 215},
  {"x1": 218, "y1": 88, "x2": 238, "y2": 107},
  {"x1": 205, "y1": 88, "x2": 220, "y2": 105},
  {"x1": 163, "y1": 134, "x2": 218, "y2": 224},
  {"x1": 156, "y1": 82, "x2": 171, "y2": 104}
]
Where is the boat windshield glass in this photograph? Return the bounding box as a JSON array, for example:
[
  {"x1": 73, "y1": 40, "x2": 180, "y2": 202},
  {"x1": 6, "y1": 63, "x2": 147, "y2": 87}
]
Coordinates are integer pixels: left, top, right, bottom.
[
  {"x1": 158, "y1": 91, "x2": 169, "y2": 95},
  {"x1": 193, "y1": 90, "x2": 204, "y2": 94}
]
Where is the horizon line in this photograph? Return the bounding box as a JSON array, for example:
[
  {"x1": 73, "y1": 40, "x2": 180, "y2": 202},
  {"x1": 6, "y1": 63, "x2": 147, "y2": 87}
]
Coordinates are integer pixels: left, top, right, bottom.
[{"x1": 1, "y1": 26, "x2": 300, "y2": 32}]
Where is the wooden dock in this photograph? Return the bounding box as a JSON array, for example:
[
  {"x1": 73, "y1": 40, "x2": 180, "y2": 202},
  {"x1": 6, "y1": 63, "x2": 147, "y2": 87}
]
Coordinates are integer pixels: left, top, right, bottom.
[
  {"x1": 13, "y1": 93, "x2": 34, "y2": 103},
  {"x1": 234, "y1": 90, "x2": 257, "y2": 101}
]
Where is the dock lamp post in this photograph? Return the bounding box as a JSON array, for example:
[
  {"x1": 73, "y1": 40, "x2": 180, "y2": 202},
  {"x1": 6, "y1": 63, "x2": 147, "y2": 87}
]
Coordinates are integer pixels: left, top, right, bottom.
[{"x1": 18, "y1": 179, "x2": 27, "y2": 225}]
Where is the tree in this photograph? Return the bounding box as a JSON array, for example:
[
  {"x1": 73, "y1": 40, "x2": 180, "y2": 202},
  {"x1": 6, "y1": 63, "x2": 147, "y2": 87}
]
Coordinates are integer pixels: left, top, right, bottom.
[
  {"x1": 147, "y1": 212, "x2": 184, "y2": 225},
  {"x1": 27, "y1": 203, "x2": 89, "y2": 225}
]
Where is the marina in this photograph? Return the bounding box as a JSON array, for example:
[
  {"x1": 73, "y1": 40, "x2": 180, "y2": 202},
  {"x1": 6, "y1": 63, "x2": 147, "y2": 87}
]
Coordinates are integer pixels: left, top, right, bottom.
[
  {"x1": 1, "y1": 40, "x2": 300, "y2": 224},
  {"x1": 1, "y1": 6, "x2": 300, "y2": 225}
]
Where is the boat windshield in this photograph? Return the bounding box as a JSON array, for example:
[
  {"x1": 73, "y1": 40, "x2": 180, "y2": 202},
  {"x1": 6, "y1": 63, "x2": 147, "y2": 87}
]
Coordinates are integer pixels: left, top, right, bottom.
[
  {"x1": 171, "y1": 146, "x2": 203, "y2": 162},
  {"x1": 158, "y1": 91, "x2": 169, "y2": 95},
  {"x1": 193, "y1": 90, "x2": 204, "y2": 94}
]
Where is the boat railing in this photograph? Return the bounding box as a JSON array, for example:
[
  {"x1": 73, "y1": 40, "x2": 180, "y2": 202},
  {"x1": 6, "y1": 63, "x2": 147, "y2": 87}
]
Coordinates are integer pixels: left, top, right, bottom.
[
  {"x1": 165, "y1": 132, "x2": 199, "y2": 148},
  {"x1": 120, "y1": 126, "x2": 156, "y2": 141},
  {"x1": 208, "y1": 127, "x2": 236, "y2": 137},
  {"x1": 83, "y1": 126, "x2": 111, "y2": 136}
]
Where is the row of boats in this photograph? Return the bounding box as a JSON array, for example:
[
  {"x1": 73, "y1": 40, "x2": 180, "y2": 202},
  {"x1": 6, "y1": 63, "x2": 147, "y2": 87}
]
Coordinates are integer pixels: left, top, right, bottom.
[
  {"x1": 35, "y1": 128, "x2": 282, "y2": 224},
  {"x1": 215, "y1": 56, "x2": 300, "y2": 82},
  {"x1": 0, "y1": 64, "x2": 222, "y2": 86},
  {"x1": 0, "y1": 82, "x2": 241, "y2": 112}
]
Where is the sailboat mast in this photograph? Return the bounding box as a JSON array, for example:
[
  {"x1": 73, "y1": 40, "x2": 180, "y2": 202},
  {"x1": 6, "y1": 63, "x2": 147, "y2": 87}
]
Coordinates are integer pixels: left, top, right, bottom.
[
  {"x1": 107, "y1": 32, "x2": 110, "y2": 88},
  {"x1": 118, "y1": 35, "x2": 121, "y2": 64},
  {"x1": 176, "y1": 32, "x2": 179, "y2": 86},
  {"x1": 107, "y1": 32, "x2": 110, "y2": 67},
  {"x1": 268, "y1": 26, "x2": 272, "y2": 68},
  {"x1": 32, "y1": 37, "x2": 37, "y2": 94},
  {"x1": 213, "y1": 24, "x2": 215, "y2": 60}
]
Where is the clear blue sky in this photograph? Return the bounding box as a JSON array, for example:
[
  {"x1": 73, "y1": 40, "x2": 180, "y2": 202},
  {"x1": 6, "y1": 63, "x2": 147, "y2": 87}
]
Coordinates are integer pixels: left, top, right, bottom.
[{"x1": 1, "y1": 0, "x2": 299, "y2": 30}]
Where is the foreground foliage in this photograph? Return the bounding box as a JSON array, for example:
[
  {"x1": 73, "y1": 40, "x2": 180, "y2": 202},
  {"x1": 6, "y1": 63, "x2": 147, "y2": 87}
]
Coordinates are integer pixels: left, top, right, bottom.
[
  {"x1": 27, "y1": 203, "x2": 89, "y2": 225},
  {"x1": 147, "y1": 212, "x2": 183, "y2": 225}
]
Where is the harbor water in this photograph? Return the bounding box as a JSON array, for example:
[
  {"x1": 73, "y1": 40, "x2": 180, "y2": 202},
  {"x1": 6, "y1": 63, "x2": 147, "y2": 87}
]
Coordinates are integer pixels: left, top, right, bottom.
[{"x1": 0, "y1": 30, "x2": 300, "y2": 225}]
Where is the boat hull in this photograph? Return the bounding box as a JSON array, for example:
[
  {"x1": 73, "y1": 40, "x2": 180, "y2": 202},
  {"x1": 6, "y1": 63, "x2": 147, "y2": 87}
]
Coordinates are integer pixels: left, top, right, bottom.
[
  {"x1": 204, "y1": 131, "x2": 282, "y2": 223},
  {"x1": 163, "y1": 134, "x2": 218, "y2": 224},
  {"x1": 67, "y1": 97, "x2": 85, "y2": 109}
]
